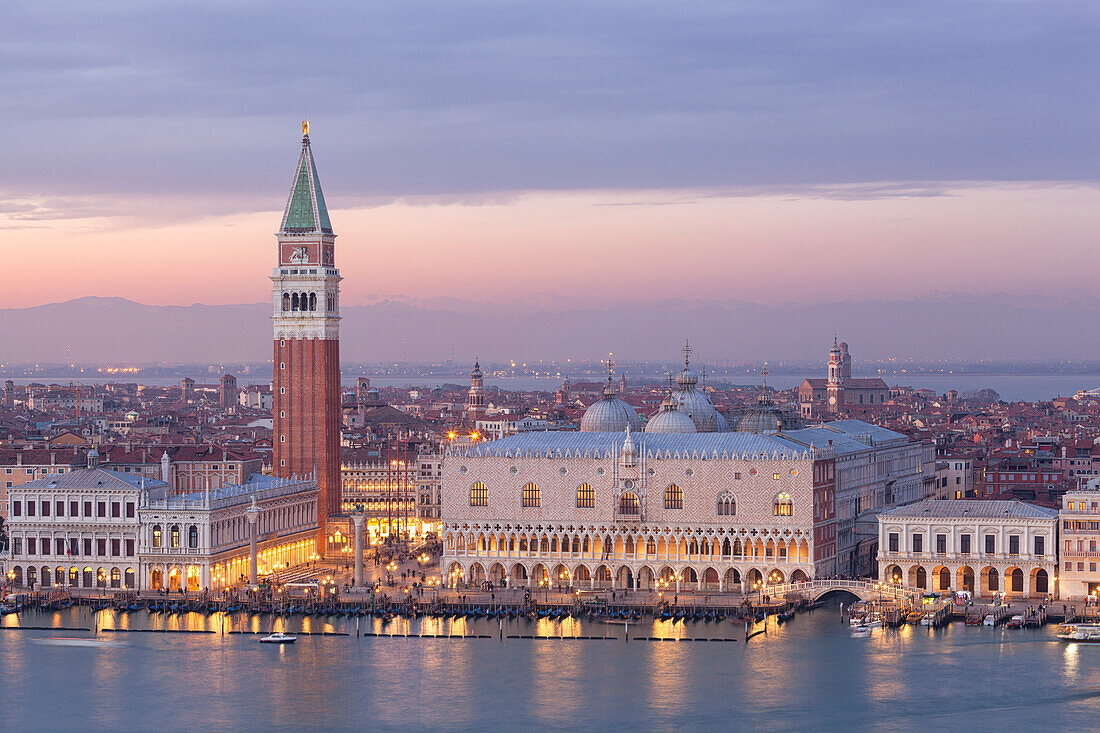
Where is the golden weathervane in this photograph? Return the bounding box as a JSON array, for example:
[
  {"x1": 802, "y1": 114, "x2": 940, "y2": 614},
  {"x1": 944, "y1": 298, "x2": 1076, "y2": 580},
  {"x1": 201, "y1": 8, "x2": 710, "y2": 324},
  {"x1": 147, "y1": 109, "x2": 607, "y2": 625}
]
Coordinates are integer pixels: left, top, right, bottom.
[{"x1": 302, "y1": 120, "x2": 310, "y2": 136}]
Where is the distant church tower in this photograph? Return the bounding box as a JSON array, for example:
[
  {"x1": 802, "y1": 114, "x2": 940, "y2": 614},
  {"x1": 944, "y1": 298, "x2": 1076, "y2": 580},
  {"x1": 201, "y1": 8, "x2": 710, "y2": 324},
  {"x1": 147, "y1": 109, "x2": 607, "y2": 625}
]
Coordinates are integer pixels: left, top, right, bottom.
[
  {"x1": 467, "y1": 360, "x2": 486, "y2": 424},
  {"x1": 826, "y1": 336, "x2": 844, "y2": 414},
  {"x1": 271, "y1": 122, "x2": 342, "y2": 555}
]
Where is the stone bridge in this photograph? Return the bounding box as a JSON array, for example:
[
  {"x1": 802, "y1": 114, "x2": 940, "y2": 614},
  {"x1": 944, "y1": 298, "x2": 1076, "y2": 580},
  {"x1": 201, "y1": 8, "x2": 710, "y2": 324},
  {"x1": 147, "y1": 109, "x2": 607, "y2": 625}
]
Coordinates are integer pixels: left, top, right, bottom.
[{"x1": 765, "y1": 579, "x2": 922, "y2": 603}]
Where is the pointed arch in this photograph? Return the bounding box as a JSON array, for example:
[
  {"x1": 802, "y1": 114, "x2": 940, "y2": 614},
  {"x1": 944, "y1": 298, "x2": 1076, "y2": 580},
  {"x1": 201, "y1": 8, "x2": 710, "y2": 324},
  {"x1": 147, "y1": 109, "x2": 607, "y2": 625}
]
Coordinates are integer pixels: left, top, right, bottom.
[
  {"x1": 469, "y1": 481, "x2": 488, "y2": 506},
  {"x1": 521, "y1": 482, "x2": 541, "y2": 508},
  {"x1": 576, "y1": 483, "x2": 595, "y2": 508},
  {"x1": 618, "y1": 492, "x2": 639, "y2": 515},
  {"x1": 664, "y1": 484, "x2": 684, "y2": 510}
]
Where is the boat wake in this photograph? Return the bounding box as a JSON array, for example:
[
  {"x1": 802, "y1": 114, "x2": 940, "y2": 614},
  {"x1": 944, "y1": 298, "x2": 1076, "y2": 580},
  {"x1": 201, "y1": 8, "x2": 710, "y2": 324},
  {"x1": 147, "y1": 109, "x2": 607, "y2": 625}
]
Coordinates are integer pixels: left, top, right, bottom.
[{"x1": 32, "y1": 637, "x2": 127, "y2": 648}]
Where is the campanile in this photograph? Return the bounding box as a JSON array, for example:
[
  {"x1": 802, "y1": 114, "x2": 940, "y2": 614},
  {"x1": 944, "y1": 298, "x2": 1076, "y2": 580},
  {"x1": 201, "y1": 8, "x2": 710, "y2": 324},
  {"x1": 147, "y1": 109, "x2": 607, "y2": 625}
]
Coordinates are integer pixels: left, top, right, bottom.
[{"x1": 271, "y1": 122, "x2": 342, "y2": 554}]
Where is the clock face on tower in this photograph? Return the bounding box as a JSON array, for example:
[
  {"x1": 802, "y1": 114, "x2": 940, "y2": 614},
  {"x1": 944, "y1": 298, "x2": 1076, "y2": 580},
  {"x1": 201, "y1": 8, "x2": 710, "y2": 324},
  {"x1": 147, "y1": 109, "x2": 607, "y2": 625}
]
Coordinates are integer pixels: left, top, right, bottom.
[{"x1": 828, "y1": 396, "x2": 837, "y2": 405}]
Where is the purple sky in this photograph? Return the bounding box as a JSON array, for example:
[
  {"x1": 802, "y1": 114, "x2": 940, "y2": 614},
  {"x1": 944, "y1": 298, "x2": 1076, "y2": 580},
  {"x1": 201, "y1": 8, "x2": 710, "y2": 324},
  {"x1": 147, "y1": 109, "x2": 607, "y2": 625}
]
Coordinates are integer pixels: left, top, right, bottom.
[{"x1": 1, "y1": 1, "x2": 1098, "y2": 307}]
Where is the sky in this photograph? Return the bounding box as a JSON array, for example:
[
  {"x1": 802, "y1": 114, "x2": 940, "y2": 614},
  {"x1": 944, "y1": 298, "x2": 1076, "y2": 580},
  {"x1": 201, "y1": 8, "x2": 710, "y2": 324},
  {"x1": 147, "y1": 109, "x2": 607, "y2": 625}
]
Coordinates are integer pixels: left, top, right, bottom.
[{"x1": 2, "y1": 1, "x2": 1098, "y2": 309}]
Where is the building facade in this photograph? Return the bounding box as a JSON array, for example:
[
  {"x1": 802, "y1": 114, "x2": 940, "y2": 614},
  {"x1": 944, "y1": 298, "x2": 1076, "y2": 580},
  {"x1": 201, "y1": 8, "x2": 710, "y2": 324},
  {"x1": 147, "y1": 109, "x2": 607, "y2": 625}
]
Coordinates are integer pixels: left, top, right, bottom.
[
  {"x1": 1057, "y1": 483, "x2": 1100, "y2": 599},
  {"x1": 878, "y1": 499, "x2": 1058, "y2": 598},
  {"x1": 139, "y1": 474, "x2": 319, "y2": 592},
  {"x1": 1, "y1": 460, "x2": 319, "y2": 592},
  {"x1": 2, "y1": 456, "x2": 154, "y2": 591},
  {"x1": 1, "y1": 448, "x2": 84, "y2": 519},
  {"x1": 271, "y1": 123, "x2": 342, "y2": 554},
  {"x1": 442, "y1": 431, "x2": 839, "y2": 591}
]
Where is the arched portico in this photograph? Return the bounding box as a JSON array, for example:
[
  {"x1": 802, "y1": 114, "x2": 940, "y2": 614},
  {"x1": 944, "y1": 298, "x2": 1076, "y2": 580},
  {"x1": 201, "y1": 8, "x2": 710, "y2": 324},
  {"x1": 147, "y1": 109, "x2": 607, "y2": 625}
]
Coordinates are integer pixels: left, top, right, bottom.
[
  {"x1": 956, "y1": 566, "x2": 975, "y2": 594},
  {"x1": 932, "y1": 565, "x2": 951, "y2": 593}
]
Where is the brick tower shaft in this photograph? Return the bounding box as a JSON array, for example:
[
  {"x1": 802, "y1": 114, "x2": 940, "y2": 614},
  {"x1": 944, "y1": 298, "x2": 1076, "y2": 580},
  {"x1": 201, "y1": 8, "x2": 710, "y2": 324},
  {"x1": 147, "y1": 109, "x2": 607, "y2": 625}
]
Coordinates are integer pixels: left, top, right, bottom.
[{"x1": 271, "y1": 123, "x2": 342, "y2": 556}]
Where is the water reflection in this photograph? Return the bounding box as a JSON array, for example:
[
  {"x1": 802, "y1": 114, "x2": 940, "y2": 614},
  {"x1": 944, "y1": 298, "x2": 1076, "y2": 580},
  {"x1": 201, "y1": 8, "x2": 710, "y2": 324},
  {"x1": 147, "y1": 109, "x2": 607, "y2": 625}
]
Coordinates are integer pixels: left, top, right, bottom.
[
  {"x1": 0, "y1": 605, "x2": 1093, "y2": 731},
  {"x1": 1062, "y1": 640, "x2": 1079, "y2": 679}
]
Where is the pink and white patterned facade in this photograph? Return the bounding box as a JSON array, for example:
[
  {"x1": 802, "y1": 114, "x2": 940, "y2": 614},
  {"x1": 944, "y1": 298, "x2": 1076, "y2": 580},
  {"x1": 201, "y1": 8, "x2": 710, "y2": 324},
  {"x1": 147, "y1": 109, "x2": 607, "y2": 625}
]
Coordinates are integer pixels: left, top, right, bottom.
[{"x1": 442, "y1": 431, "x2": 839, "y2": 592}]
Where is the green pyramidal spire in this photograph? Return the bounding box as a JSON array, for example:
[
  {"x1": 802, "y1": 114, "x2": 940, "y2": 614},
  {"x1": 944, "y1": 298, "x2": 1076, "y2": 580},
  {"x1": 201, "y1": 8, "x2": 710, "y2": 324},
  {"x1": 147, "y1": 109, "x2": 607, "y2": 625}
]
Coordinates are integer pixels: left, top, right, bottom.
[{"x1": 280, "y1": 122, "x2": 333, "y2": 234}]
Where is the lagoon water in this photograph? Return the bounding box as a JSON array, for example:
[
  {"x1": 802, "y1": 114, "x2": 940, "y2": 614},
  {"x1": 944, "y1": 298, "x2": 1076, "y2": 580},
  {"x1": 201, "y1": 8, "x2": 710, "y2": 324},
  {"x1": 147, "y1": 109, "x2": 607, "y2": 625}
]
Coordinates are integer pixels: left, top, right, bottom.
[
  {"x1": 2, "y1": 599, "x2": 1098, "y2": 732},
  {"x1": 9, "y1": 373, "x2": 1100, "y2": 402}
]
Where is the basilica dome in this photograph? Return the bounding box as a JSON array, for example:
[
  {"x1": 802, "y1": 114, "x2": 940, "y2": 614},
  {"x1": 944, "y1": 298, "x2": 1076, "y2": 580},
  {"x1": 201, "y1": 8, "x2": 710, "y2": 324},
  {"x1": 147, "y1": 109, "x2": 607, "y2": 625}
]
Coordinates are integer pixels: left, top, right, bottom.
[
  {"x1": 669, "y1": 341, "x2": 723, "y2": 432},
  {"x1": 580, "y1": 384, "x2": 643, "y2": 432},
  {"x1": 645, "y1": 392, "x2": 698, "y2": 433},
  {"x1": 737, "y1": 403, "x2": 782, "y2": 433}
]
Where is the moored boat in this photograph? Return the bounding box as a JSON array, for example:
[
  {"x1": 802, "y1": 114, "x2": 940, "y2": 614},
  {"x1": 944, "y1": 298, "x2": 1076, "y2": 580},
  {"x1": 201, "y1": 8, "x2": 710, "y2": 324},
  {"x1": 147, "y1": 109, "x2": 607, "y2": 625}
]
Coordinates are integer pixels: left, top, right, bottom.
[
  {"x1": 260, "y1": 631, "x2": 298, "y2": 644},
  {"x1": 1056, "y1": 623, "x2": 1100, "y2": 642}
]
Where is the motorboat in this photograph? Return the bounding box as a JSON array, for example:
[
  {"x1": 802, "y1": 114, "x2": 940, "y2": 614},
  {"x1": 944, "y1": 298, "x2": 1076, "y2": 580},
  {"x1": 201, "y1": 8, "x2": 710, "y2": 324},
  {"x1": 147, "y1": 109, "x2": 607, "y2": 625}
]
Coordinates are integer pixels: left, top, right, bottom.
[
  {"x1": 1005, "y1": 615, "x2": 1024, "y2": 629},
  {"x1": 982, "y1": 614, "x2": 996, "y2": 626},
  {"x1": 850, "y1": 624, "x2": 873, "y2": 638},
  {"x1": 260, "y1": 631, "x2": 298, "y2": 644},
  {"x1": 1057, "y1": 624, "x2": 1100, "y2": 642}
]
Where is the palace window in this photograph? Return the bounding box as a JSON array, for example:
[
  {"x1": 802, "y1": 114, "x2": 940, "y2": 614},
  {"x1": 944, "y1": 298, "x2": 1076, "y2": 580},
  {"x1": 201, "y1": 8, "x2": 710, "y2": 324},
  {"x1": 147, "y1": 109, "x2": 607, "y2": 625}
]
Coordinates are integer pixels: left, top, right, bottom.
[
  {"x1": 521, "y1": 482, "x2": 541, "y2": 508},
  {"x1": 469, "y1": 482, "x2": 488, "y2": 507},
  {"x1": 152, "y1": 525, "x2": 162, "y2": 548},
  {"x1": 576, "y1": 483, "x2": 595, "y2": 509},
  {"x1": 188, "y1": 525, "x2": 199, "y2": 549},
  {"x1": 170, "y1": 525, "x2": 181, "y2": 549},
  {"x1": 716, "y1": 492, "x2": 736, "y2": 516},
  {"x1": 773, "y1": 492, "x2": 793, "y2": 517},
  {"x1": 664, "y1": 484, "x2": 683, "y2": 510},
  {"x1": 618, "y1": 492, "x2": 639, "y2": 515}
]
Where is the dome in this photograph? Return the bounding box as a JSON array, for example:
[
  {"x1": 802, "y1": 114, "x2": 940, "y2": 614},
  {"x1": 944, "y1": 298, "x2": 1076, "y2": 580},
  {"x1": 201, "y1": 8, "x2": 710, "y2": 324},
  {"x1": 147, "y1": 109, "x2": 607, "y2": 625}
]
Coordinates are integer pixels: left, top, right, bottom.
[
  {"x1": 675, "y1": 366, "x2": 699, "y2": 388},
  {"x1": 674, "y1": 387, "x2": 721, "y2": 432},
  {"x1": 645, "y1": 407, "x2": 697, "y2": 433},
  {"x1": 737, "y1": 406, "x2": 782, "y2": 433},
  {"x1": 580, "y1": 390, "x2": 642, "y2": 432},
  {"x1": 715, "y1": 410, "x2": 729, "y2": 432}
]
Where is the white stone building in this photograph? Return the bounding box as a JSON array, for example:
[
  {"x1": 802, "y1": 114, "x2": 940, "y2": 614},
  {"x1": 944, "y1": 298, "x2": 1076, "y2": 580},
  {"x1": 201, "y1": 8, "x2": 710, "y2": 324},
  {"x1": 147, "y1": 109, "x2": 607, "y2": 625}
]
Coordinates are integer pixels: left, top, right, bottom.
[
  {"x1": 139, "y1": 474, "x2": 319, "y2": 592},
  {"x1": 878, "y1": 499, "x2": 1058, "y2": 599},
  {"x1": 779, "y1": 421, "x2": 931, "y2": 576},
  {"x1": 1, "y1": 454, "x2": 320, "y2": 593},
  {"x1": 442, "y1": 430, "x2": 839, "y2": 593},
  {"x1": 1, "y1": 456, "x2": 158, "y2": 591}
]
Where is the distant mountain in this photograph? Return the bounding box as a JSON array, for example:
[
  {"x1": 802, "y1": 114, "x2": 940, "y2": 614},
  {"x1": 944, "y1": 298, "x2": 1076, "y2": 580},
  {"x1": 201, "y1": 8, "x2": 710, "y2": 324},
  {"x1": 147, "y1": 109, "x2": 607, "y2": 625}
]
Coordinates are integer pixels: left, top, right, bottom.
[{"x1": 2, "y1": 295, "x2": 1099, "y2": 364}]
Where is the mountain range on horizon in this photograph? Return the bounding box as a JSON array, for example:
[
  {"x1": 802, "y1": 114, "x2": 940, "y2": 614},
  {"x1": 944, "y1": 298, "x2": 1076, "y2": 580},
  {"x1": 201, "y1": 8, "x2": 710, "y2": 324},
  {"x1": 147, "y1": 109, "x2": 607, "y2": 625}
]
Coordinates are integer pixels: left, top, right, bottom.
[{"x1": 3, "y1": 295, "x2": 1098, "y2": 366}]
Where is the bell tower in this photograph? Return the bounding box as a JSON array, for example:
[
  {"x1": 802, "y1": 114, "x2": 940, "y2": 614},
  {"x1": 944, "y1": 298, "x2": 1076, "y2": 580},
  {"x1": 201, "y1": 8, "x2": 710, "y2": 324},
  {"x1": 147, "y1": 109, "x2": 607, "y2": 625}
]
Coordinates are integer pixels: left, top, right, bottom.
[
  {"x1": 826, "y1": 336, "x2": 844, "y2": 415},
  {"x1": 271, "y1": 122, "x2": 342, "y2": 554},
  {"x1": 466, "y1": 360, "x2": 486, "y2": 424}
]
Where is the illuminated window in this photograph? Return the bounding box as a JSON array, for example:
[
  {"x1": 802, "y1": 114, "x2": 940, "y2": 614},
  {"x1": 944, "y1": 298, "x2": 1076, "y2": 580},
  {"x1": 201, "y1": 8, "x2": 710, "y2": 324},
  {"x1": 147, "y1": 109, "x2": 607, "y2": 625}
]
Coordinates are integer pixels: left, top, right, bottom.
[
  {"x1": 170, "y1": 525, "x2": 180, "y2": 548},
  {"x1": 618, "y1": 492, "x2": 639, "y2": 515},
  {"x1": 664, "y1": 484, "x2": 683, "y2": 510},
  {"x1": 521, "y1": 482, "x2": 541, "y2": 508},
  {"x1": 469, "y1": 482, "x2": 489, "y2": 507},
  {"x1": 575, "y1": 483, "x2": 594, "y2": 508},
  {"x1": 152, "y1": 525, "x2": 162, "y2": 548},
  {"x1": 773, "y1": 493, "x2": 793, "y2": 517}
]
